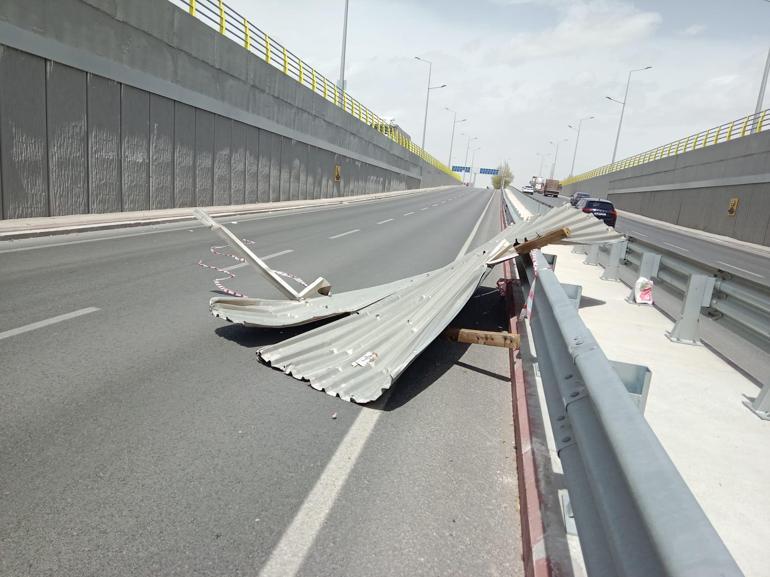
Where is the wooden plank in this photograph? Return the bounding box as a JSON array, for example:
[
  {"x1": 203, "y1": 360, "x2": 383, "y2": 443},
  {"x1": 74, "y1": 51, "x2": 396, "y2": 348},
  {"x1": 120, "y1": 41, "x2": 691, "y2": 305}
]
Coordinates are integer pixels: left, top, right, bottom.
[
  {"x1": 442, "y1": 327, "x2": 520, "y2": 349},
  {"x1": 514, "y1": 227, "x2": 570, "y2": 254}
]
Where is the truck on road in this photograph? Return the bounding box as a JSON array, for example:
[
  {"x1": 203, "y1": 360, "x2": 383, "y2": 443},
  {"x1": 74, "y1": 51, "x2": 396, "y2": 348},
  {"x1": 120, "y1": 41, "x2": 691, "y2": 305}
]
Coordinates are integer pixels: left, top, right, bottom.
[
  {"x1": 530, "y1": 176, "x2": 545, "y2": 194},
  {"x1": 543, "y1": 179, "x2": 561, "y2": 198}
]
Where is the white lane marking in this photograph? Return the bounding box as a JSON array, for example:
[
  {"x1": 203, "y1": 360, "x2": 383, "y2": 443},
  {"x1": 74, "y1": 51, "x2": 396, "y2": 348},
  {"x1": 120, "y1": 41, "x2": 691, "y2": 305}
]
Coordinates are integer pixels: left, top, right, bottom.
[
  {"x1": 431, "y1": 203, "x2": 439, "y2": 207},
  {"x1": 629, "y1": 231, "x2": 648, "y2": 238},
  {"x1": 262, "y1": 249, "x2": 295, "y2": 261},
  {"x1": 403, "y1": 212, "x2": 415, "y2": 216},
  {"x1": 328, "y1": 229, "x2": 360, "y2": 239},
  {"x1": 716, "y1": 260, "x2": 765, "y2": 279},
  {"x1": 223, "y1": 249, "x2": 294, "y2": 271},
  {"x1": 0, "y1": 307, "x2": 100, "y2": 341},
  {"x1": 377, "y1": 219, "x2": 394, "y2": 225},
  {"x1": 663, "y1": 241, "x2": 690, "y2": 252},
  {"x1": 256, "y1": 196, "x2": 489, "y2": 577},
  {"x1": 455, "y1": 191, "x2": 497, "y2": 260},
  {"x1": 420, "y1": 207, "x2": 429, "y2": 211}
]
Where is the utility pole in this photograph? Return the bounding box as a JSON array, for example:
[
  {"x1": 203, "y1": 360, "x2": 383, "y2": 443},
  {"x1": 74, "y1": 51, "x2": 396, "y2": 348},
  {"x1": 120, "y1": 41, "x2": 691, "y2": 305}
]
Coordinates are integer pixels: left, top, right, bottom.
[
  {"x1": 462, "y1": 134, "x2": 477, "y2": 184},
  {"x1": 755, "y1": 47, "x2": 770, "y2": 133},
  {"x1": 337, "y1": 0, "x2": 349, "y2": 90},
  {"x1": 445, "y1": 107, "x2": 466, "y2": 168},
  {"x1": 549, "y1": 139, "x2": 568, "y2": 179},
  {"x1": 415, "y1": 57, "x2": 446, "y2": 150}
]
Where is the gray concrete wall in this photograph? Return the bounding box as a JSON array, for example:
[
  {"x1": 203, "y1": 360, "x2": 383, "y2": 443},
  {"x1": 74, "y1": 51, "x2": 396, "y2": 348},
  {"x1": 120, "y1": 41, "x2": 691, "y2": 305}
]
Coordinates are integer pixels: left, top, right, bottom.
[
  {"x1": 0, "y1": 0, "x2": 453, "y2": 219},
  {"x1": 563, "y1": 130, "x2": 770, "y2": 245}
]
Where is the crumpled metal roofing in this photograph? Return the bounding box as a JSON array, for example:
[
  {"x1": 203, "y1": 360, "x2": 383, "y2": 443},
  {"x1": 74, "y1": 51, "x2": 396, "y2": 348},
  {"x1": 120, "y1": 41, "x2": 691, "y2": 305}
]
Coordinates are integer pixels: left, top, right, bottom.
[{"x1": 244, "y1": 202, "x2": 623, "y2": 403}]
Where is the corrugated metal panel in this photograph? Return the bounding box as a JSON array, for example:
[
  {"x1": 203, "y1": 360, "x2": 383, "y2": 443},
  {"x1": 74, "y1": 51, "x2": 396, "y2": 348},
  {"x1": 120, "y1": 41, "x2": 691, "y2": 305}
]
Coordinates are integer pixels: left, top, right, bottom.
[{"x1": 235, "y1": 204, "x2": 624, "y2": 403}]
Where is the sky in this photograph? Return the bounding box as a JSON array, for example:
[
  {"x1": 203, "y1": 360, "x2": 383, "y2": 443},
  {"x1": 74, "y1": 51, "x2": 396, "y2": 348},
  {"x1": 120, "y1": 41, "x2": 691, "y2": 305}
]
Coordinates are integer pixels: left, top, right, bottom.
[{"x1": 200, "y1": 0, "x2": 768, "y2": 187}]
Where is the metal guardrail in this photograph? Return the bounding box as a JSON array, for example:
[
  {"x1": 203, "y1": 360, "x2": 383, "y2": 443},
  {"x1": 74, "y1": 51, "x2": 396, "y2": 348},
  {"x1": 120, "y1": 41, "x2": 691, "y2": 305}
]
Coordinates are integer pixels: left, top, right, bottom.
[
  {"x1": 562, "y1": 109, "x2": 769, "y2": 186},
  {"x1": 515, "y1": 249, "x2": 744, "y2": 576},
  {"x1": 169, "y1": 0, "x2": 459, "y2": 181}
]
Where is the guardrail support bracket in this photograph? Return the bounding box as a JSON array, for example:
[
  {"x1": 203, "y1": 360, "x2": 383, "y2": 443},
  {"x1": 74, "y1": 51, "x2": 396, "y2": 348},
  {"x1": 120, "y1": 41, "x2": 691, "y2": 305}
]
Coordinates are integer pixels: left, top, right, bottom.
[
  {"x1": 666, "y1": 274, "x2": 716, "y2": 345},
  {"x1": 743, "y1": 386, "x2": 770, "y2": 421},
  {"x1": 584, "y1": 243, "x2": 601, "y2": 266},
  {"x1": 601, "y1": 240, "x2": 627, "y2": 281}
]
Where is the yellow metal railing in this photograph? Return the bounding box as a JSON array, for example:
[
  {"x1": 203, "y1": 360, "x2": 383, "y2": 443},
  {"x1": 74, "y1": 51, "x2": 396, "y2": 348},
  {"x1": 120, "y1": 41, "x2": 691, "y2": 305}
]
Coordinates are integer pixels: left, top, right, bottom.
[
  {"x1": 174, "y1": 0, "x2": 460, "y2": 181},
  {"x1": 562, "y1": 109, "x2": 770, "y2": 186}
]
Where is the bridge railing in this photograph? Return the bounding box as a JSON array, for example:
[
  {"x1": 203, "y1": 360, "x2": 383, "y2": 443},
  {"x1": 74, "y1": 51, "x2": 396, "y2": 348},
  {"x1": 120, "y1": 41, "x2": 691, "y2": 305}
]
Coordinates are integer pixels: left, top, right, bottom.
[
  {"x1": 563, "y1": 108, "x2": 769, "y2": 186},
  {"x1": 170, "y1": 0, "x2": 460, "y2": 181}
]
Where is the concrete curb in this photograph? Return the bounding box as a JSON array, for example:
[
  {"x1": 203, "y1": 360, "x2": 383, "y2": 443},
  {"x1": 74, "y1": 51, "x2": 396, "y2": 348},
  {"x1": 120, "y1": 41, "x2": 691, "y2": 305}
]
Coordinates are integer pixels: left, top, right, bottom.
[
  {"x1": 0, "y1": 186, "x2": 456, "y2": 241},
  {"x1": 500, "y1": 201, "x2": 554, "y2": 577}
]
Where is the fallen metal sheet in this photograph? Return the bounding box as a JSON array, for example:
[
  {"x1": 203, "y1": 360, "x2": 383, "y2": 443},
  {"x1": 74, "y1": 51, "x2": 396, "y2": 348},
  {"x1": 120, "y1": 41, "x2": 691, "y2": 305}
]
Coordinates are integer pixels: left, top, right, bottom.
[
  {"x1": 209, "y1": 270, "x2": 437, "y2": 327},
  {"x1": 201, "y1": 201, "x2": 623, "y2": 403}
]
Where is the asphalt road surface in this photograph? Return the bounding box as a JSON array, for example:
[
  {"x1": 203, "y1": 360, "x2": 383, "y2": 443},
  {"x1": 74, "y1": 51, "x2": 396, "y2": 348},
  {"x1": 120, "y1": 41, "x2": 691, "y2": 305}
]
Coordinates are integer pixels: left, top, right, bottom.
[
  {"x1": 0, "y1": 187, "x2": 522, "y2": 577},
  {"x1": 523, "y1": 190, "x2": 770, "y2": 286}
]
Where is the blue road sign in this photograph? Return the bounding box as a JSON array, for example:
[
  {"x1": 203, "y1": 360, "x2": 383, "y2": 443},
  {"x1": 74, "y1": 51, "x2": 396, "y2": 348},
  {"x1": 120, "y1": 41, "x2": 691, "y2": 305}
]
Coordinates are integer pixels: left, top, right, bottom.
[
  {"x1": 479, "y1": 168, "x2": 499, "y2": 175},
  {"x1": 452, "y1": 165, "x2": 471, "y2": 173}
]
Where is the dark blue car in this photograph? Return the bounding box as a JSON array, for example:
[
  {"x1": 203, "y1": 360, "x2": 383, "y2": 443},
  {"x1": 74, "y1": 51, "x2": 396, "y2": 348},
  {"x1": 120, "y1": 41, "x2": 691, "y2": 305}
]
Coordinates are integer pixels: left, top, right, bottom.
[{"x1": 576, "y1": 198, "x2": 617, "y2": 227}]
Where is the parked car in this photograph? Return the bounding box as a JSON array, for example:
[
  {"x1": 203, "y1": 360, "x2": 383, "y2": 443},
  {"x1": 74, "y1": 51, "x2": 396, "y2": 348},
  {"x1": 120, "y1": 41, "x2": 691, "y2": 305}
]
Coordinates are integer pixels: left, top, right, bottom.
[
  {"x1": 577, "y1": 198, "x2": 617, "y2": 227},
  {"x1": 570, "y1": 191, "x2": 591, "y2": 206},
  {"x1": 521, "y1": 184, "x2": 535, "y2": 194}
]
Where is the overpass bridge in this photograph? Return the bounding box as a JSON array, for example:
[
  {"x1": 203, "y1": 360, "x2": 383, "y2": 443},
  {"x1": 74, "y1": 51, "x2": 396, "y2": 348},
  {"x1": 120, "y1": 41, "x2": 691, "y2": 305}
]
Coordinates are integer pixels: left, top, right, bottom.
[{"x1": 0, "y1": 1, "x2": 769, "y2": 576}]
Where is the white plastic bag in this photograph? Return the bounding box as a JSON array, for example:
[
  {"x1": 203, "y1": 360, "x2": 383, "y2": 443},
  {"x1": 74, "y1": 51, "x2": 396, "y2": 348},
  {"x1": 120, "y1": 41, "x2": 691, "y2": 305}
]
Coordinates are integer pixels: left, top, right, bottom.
[{"x1": 634, "y1": 277, "x2": 654, "y2": 305}]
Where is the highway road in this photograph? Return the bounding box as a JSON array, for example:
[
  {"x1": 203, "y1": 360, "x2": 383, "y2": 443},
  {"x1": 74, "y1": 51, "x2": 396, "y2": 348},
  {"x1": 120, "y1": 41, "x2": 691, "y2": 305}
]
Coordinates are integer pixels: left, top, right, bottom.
[
  {"x1": 0, "y1": 187, "x2": 522, "y2": 577},
  {"x1": 518, "y1": 190, "x2": 770, "y2": 286}
]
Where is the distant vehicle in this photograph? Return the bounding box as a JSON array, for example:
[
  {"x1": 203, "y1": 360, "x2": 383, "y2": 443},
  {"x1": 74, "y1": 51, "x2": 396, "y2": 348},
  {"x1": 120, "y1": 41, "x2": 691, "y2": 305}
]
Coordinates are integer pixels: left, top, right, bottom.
[
  {"x1": 521, "y1": 184, "x2": 535, "y2": 194},
  {"x1": 570, "y1": 191, "x2": 591, "y2": 206},
  {"x1": 577, "y1": 198, "x2": 617, "y2": 227},
  {"x1": 543, "y1": 179, "x2": 561, "y2": 198},
  {"x1": 530, "y1": 176, "x2": 545, "y2": 194}
]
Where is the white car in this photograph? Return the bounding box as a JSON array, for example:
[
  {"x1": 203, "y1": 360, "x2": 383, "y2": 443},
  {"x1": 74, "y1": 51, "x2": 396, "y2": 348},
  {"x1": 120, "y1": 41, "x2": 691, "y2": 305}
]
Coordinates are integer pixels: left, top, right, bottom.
[{"x1": 521, "y1": 184, "x2": 535, "y2": 194}]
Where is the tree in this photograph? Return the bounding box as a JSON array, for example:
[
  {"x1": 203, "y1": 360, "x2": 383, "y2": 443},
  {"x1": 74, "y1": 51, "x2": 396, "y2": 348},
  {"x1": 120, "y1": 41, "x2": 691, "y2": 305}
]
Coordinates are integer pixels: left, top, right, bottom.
[{"x1": 491, "y1": 162, "x2": 513, "y2": 190}]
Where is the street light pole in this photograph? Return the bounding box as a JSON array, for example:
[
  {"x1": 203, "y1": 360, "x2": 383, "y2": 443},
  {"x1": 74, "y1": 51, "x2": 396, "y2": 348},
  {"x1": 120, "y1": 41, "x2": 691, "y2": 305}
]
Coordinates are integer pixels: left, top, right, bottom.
[
  {"x1": 537, "y1": 152, "x2": 550, "y2": 176},
  {"x1": 549, "y1": 138, "x2": 568, "y2": 179},
  {"x1": 445, "y1": 107, "x2": 466, "y2": 168},
  {"x1": 414, "y1": 57, "x2": 446, "y2": 150},
  {"x1": 470, "y1": 146, "x2": 481, "y2": 186},
  {"x1": 462, "y1": 134, "x2": 477, "y2": 184},
  {"x1": 568, "y1": 115, "x2": 594, "y2": 176},
  {"x1": 337, "y1": 0, "x2": 349, "y2": 90},
  {"x1": 608, "y1": 66, "x2": 652, "y2": 164},
  {"x1": 754, "y1": 47, "x2": 770, "y2": 133}
]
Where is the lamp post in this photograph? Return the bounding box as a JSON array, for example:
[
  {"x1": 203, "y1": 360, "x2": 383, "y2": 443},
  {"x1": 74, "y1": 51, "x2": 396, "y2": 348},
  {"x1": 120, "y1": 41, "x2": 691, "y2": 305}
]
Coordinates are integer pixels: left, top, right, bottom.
[
  {"x1": 754, "y1": 47, "x2": 770, "y2": 133},
  {"x1": 549, "y1": 138, "x2": 568, "y2": 179},
  {"x1": 536, "y1": 152, "x2": 550, "y2": 176},
  {"x1": 568, "y1": 115, "x2": 594, "y2": 176},
  {"x1": 415, "y1": 56, "x2": 446, "y2": 150},
  {"x1": 337, "y1": 0, "x2": 349, "y2": 90},
  {"x1": 608, "y1": 66, "x2": 652, "y2": 163},
  {"x1": 469, "y1": 146, "x2": 481, "y2": 187},
  {"x1": 444, "y1": 107, "x2": 466, "y2": 168},
  {"x1": 462, "y1": 133, "x2": 478, "y2": 184}
]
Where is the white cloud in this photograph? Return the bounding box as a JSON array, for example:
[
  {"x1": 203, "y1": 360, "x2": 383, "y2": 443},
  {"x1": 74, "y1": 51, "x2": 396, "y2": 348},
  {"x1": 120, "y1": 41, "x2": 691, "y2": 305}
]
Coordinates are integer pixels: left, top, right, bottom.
[{"x1": 682, "y1": 24, "x2": 707, "y2": 36}]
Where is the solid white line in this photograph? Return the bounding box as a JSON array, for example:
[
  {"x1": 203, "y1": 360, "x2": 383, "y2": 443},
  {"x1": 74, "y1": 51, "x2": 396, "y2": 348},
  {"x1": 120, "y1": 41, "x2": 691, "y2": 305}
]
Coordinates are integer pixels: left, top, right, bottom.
[
  {"x1": 630, "y1": 231, "x2": 649, "y2": 238},
  {"x1": 328, "y1": 229, "x2": 360, "y2": 239},
  {"x1": 403, "y1": 211, "x2": 415, "y2": 216},
  {"x1": 0, "y1": 307, "x2": 100, "y2": 341},
  {"x1": 256, "y1": 193, "x2": 491, "y2": 577},
  {"x1": 455, "y1": 191, "x2": 497, "y2": 260},
  {"x1": 377, "y1": 219, "x2": 394, "y2": 225},
  {"x1": 716, "y1": 260, "x2": 764, "y2": 279},
  {"x1": 663, "y1": 241, "x2": 690, "y2": 252}
]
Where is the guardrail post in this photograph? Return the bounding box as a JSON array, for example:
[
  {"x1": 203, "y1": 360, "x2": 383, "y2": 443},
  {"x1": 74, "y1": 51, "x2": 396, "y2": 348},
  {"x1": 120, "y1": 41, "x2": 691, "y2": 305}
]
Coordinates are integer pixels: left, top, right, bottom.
[
  {"x1": 667, "y1": 274, "x2": 716, "y2": 344},
  {"x1": 601, "y1": 240, "x2": 627, "y2": 281},
  {"x1": 571, "y1": 245, "x2": 588, "y2": 255},
  {"x1": 584, "y1": 243, "x2": 601, "y2": 266},
  {"x1": 743, "y1": 385, "x2": 770, "y2": 421},
  {"x1": 189, "y1": 0, "x2": 196, "y2": 16}
]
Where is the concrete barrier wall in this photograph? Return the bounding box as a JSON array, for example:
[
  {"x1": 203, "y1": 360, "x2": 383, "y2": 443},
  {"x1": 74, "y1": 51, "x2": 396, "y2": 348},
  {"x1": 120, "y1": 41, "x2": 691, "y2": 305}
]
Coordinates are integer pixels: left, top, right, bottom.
[
  {"x1": 562, "y1": 131, "x2": 770, "y2": 245},
  {"x1": 0, "y1": 0, "x2": 454, "y2": 219}
]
